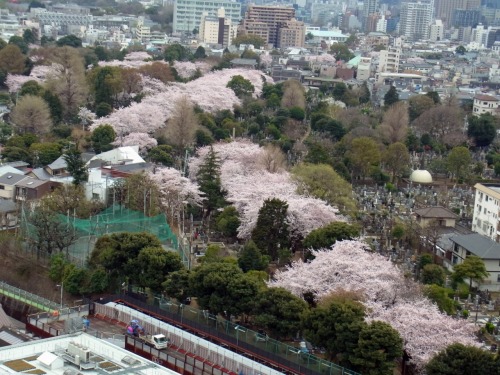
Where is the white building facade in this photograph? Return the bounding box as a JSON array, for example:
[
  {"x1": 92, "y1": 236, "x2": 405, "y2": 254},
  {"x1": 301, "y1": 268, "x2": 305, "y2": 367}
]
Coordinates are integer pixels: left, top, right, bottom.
[
  {"x1": 173, "y1": 0, "x2": 241, "y2": 33},
  {"x1": 399, "y1": 1, "x2": 433, "y2": 41},
  {"x1": 472, "y1": 183, "x2": 500, "y2": 242}
]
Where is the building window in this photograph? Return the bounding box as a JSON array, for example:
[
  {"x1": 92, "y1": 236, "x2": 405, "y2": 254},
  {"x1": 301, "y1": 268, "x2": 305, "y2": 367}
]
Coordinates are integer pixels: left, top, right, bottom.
[
  {"x1": 497, "y1": 274, "x2": 500, "y2": 282},
  {"x1": 0, "y1": 185, "x2": 4, "y2": 190}
]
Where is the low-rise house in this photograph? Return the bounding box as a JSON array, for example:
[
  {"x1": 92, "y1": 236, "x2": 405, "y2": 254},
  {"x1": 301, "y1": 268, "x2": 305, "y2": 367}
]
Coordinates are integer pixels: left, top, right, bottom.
[
  {"x1": 14, "y1": 177, "x2": 60, "y2": 202},
  {"x1": 473, "y1": 94, "x2": 499, "y2": 116},
  {"x1": 447, "y1": 233, "x2": 500, "y2": 291},
  {"x1": 414, "y1": 206, "x2": 459, "y2": 228},
  {"x1": 0, "y1": 173, "x2": 28, "y2": 200}
]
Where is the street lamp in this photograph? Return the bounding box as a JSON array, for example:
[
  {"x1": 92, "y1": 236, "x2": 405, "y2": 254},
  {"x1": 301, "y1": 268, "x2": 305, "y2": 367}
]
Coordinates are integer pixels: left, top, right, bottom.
[{"x1": 56, "y1": 282, "x2": 64, "y2": 309}]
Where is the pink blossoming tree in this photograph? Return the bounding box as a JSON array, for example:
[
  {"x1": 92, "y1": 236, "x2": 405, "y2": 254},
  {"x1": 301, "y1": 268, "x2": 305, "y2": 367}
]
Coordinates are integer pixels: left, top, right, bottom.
[
  {"x1": 189, "y1": 140, "x2": 341, "y2": 239},
  {"x1": 271, "y1": 240, "x2": 479, "y2": 369}
]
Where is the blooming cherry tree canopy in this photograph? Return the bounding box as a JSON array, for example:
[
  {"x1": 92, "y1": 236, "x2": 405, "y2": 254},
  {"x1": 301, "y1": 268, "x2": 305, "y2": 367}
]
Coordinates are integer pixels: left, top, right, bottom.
[
  {"x1": 271, "y1": 240, "x2": 478, "y2": 369},
  {"x1": 149, "y1": 167, "x2": 204, "y2": 220},
  {"x1": 91, "y1": 69, "x2": 272, "y2": 135},
  {"x1": 6, "y1": 63, "x2": 62, "y2": 92},
  {"x1": 189, "y1": 140, "x2": 341, "y2": 238}
]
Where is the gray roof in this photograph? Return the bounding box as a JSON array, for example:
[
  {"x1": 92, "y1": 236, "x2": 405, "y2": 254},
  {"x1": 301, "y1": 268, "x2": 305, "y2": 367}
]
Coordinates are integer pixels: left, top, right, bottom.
[
  {"x1": 47, "y1": 155, "x2": 67, "y2": 170},
  {"x1": 0, "y1": 199, "x2": 16, "y2": 213},
  {"x1": 0, "y1": 173, "x2": 27, "y2": 186},
  {"x1": 112, "y1": 162, "x2": 153, "y2": 173},
  {"x1": 81, "y1": 152, "x2": 96, "y2": 163},
  {"x1": 451, "y1": 233, "x2": 500, "y2": 260},
  {"x1": 4, "y1": 161, "x2": 29, "y2": 168},
  {"x1": 15, "y1": 177, "x2": 48, "y2": 189},
  {"x1": 230, "y1": 58, "x2": 258, "y2": 66},
  {"x1": 414, "y1": 206, "x2": 459, "y2": 219},
  {"x1": 30, "y1": 168, "x2": 52, "y2": 180}
]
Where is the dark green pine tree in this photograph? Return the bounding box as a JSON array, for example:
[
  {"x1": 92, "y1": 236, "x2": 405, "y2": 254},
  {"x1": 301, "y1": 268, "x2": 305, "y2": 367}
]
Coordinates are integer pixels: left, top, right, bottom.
[
  {"x1": 63, "y1": 146, "x2": 88, "y2": 186},
  {"x1": 384, "y1": 86, "x2": 399, "y2": 107},
  {"x1": 251, "y1": 198, "x2": 290, "y2": 261},
  {"x1": 359, "y1": 81, "x2": 371, "y2": 104},
  {"x1": 196, "y1": 146, "x2": 226, "y2": 216}
]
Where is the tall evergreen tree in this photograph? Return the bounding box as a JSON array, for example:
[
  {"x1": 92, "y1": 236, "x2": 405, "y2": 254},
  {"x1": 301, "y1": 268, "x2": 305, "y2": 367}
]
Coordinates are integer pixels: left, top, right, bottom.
[
  {"x1": 251, "y1": 198, "x2": 290, "y2": 260},
  {"x1": 384, "y1": 86, "x2": 399, "y2": 107},
  {"x1": 359, "y1": 81, "x2": 371, "y2": 104},
  {"x1": 63, "y1": 146, "x2": 88, "y2": 186},
  {"x1": 196, "y1": 146, "x2": 226, "y2": 216}
]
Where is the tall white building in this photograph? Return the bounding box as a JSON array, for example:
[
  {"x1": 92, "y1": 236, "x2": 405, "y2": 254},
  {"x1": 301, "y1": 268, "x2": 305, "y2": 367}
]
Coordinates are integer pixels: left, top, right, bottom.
[
  {"x1": 199, "y1": 7, "x2": 237, "y2": 47},
  {"x1": 429, "y1": 19, "x2": 444, "y2": 41},
  {"x1": 399, "y1": 1, "x2": 433, "y2": 41},
  {"x1": 378, "y1": 47, "x2": 401, "y2": 72},
  {"x1": 173, "y1": 0, "x2": 241, "y2": 33},
  {"x1": 472, "y1": 183, "x2": 500, "y2": 242},
  {"x1": 376, "y1": 16, "x2": 387, "y2": 32}
]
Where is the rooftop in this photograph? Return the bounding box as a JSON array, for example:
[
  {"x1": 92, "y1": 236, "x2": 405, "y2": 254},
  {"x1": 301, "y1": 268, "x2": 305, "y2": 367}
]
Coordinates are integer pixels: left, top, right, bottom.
[
  {"x1": 475, "y1": 94, "x2": 499, "y2": 101},
  {"x1": 0, "y1": 332, "x2": 177, "y2": 375},
  {"x1": 414, "y1": 206, "x2": 459, "y2": 219},
  {"x1": 15, "y1": 177, "x2": 48, "y2": 189},
  {"x1": 0, "y1": 173, "x2": 27, "y2": 186},
  {"x1": 451, "y1": 233, "x2": 500, "y2": 260}
]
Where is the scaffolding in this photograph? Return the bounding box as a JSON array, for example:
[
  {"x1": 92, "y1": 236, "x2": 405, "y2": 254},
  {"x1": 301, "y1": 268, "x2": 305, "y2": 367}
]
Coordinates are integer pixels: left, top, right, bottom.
[{"x1": 21, "y1": 204, "x2": 180, "y2": 266}]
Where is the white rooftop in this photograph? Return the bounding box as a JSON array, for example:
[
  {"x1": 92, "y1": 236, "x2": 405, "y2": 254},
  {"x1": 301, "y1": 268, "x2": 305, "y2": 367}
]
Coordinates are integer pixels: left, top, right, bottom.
[
  {"x1": 86, "y1": 146, "x2": 145, "y2": 166},
  {"x1": 0, "y1": 332, "x2": 177, "y2": 375}
]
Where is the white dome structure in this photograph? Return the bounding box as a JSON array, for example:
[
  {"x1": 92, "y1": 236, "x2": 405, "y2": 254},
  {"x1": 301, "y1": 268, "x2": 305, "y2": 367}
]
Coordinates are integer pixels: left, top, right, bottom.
[{"x1": 410, "y1": 170, "x2": 433, "y2": 184}]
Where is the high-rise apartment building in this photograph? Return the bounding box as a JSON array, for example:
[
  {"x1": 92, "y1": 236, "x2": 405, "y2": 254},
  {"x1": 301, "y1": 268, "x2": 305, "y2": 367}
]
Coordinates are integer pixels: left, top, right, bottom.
[
  {"x1": 239, "y1": 5, "x2": 304, "y2": 47},
  {"x1": 452, "y1": 9, "x2": 481, "y2": 27},
  {"x1": 434, "y1": 0, "x2": 480, "y2": 27},
  {"x1": 363, "y1": 0, "x2": 379, "y2": 31},
  {"x1": 199, "y1": 8, "x2": 237, "y2": 47},
  {"x1": 399, "y1": 1, "x2": 433, "y2": 41},
  {"x1": 173, "y1": 0, "x2": 241, "y2": 33},
  {"x1": 277, "y1": 19, "x2": 306, "y2": 48}
]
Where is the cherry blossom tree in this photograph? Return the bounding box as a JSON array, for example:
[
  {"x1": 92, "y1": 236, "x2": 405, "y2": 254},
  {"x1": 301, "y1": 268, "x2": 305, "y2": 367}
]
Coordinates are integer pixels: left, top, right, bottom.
[
  {"x1": 259, "y1": 54, "x2": 273, "y2": 68},
  {"x1": 78, "y1": 107, "x2": 97, "y2": 129},
  {"x1": 112, "y1": 132, "x2": 157, "y2": 154},
  {"x1": 149, "y1": 167, "x2": 204, "y2": 223},
  {"x1": 173, "y1": 61, "x2": 212, "y2": 79},
  {"x1": 124, "y1": 51, "x2": 151, "y2": 61},
  {"x1": 6, "y1": 63, "x2": 62, "y2": 92},
  {"x1": 90, "y1": 69, "x2": 273, "y2": 135},
  {"x1": 270, "y1": 240, "x2": 479, "y2": 370},
  {"x1": 189, "y1": 140, "x2": 341, "y2": 239}
]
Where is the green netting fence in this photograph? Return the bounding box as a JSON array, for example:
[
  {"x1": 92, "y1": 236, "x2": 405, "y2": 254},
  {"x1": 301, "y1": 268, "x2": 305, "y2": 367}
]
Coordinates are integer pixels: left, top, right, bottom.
[{"x1": 21, "y1": 204, "x2": 181, "y2": 266}]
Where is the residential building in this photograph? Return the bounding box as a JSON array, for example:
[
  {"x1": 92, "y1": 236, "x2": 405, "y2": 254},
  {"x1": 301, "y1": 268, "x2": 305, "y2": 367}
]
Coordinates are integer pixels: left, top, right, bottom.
[
  {"x1": 452, "y1": 9, "x2": 481, "y2": 28},
  {"x1": 311, "y1": 1, "x2": 344, "y2": 25},
  {"x1": 136, "y1": 17, "x2": 151, "y2": 41},
  {"x1": 414, "y1": 206, "x2": 459, "y2": 228},
  {"x1": 0, "y1": 173, "x2": 27, "y2": 200},
  {"x1": 399, "y1": 1, "x2": 433, "y2": 42},
  {"x1": 271, "y1": 65, "x2": 302, "y2": 82},
  {"x1": 363, "y1": 0, "x2": 379, "y2": 31},
  {"x1": 239, "y1": 5, "x2": 296, "y2": 48},
  {"x1": 0, "y1": 10, "x2": 21, "y2": 40},
  {"x1": 376, "y1": 16, "x2": 388, "y2": 32},
  {"x1": 173, "y1": 0, "x2": 241, "y2": 34},
  {"x1": 199, "y1": 7, "x2": 237, "y2": 47},
  {"x1": 472, "y1": 94, "x2": 500, "y2": 115},
  {"x1": 365, "y1": 31, "x2": 389, "y2": 48},
  {"x1": 357, "y1": 57, "x2": 372, "y2": 80},
  {"x1": 14, "y1": 178, "x2": 60, "y2": 202},
  {"x1": 378, "y1": 46, "x2": 401, "y2": 72},
  {"x1": 472, "y1": 183, "x2": 500, "y2": 242},
  {"x1": 277, "y1": 19, "x2": 306, "y2": 48},
  {"x1": 435, "y1": 0, "x2": 480, "y2": 27},
  {"x1": 429, "y1": 19, "x2": 444, "y2": 41},
  {"x1": 447, "y1": 233, "x2": 500, "y2": 291}
]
